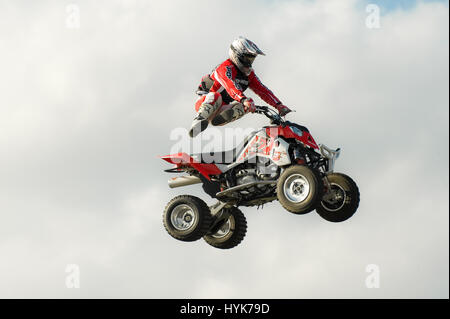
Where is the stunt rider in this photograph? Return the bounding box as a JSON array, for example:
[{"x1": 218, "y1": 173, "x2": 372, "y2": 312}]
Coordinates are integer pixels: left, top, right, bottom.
[{"x1": 189, "y1": 36, "x2": 292, "y2": 138}]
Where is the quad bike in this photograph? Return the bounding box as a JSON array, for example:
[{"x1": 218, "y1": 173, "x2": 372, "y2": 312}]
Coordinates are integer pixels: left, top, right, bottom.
[{"x1": 160, "y1": 105, "x2": 360, "y2": 249}]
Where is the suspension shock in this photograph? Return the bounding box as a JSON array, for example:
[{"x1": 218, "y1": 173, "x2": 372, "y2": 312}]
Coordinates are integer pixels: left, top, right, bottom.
[{"x1": 293, "y1": 146, "x2": 306, "y2": 165}]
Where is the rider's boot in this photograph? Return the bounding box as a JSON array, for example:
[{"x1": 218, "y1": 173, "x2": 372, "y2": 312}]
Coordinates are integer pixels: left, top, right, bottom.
[
  {"x1": 189, "y1": 103, "x2": 216, "y2": 138},
  {"x1": 211, "y1": 102, "x2": 245, "y2": 126}
]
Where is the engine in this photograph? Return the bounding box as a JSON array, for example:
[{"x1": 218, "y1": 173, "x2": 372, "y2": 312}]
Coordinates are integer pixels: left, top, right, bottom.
[
  {"x1": 235, "y1": 168, "x2": 256, "y2": 184},
  {"x1": 236, "y1": 158, "x2": 279, "y2": 183}
]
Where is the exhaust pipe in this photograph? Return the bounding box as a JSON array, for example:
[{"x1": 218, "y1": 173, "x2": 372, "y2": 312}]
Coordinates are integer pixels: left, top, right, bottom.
[{"x1": 168, "y1": 175, "x2": 202, "y2": 188}]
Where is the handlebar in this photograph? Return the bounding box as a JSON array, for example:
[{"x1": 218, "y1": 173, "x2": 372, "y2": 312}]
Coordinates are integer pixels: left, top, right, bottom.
[
  {"x1": 254, "y1": 105, "x2": 269, "y2": 113},
  {"x1": 255, "y1": 105, "x2": 285, "y2": 125}
]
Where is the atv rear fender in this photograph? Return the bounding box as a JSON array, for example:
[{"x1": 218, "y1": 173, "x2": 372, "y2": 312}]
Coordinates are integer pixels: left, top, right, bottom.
[{"x1": 160, "y1": 152, "x2": 222, "y2": 180}]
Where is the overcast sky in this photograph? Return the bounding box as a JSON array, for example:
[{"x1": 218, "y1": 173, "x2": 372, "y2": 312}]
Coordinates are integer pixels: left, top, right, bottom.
[{"x1": 0, "y1": 0, "x2": 448, "y2": 298}]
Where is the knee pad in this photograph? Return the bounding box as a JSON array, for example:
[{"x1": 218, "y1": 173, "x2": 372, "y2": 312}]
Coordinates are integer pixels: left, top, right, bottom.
[{"x1": 204, "y1": 92, "x2": 222, "y2": 107}]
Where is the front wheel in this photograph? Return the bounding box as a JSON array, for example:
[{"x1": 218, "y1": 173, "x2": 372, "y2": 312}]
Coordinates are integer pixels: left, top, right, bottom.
[
  {"x1": 316, "y1": 173, "x2": 360, "y2": 222},
  {"x1": 277, "y1": 165, "x2": 322, "y2": 214}
]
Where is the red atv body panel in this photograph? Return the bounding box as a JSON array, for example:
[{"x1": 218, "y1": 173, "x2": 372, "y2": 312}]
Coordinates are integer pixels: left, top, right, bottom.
[
  {"x1": 266, "y1": 125, "x2": 319, "y2": 150},
  {"x1": 160, "y1": 152, "x2": 222, "y2": 180}
]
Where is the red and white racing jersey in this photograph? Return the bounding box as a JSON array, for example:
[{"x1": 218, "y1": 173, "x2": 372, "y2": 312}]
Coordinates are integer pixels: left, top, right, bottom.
[{"x1": 209, "y1": 59, "x2": 282, "y2": 107}]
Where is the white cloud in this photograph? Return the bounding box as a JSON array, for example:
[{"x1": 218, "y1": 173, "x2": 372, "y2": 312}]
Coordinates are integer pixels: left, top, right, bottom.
[{"x1": 0, "y1": 0, "x2": 448, "y2": 298}]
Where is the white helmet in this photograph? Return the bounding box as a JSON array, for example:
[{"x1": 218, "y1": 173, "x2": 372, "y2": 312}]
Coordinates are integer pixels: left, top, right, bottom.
[{"x1": 229, "y1": 36, "x2": 265, "y2": 74}]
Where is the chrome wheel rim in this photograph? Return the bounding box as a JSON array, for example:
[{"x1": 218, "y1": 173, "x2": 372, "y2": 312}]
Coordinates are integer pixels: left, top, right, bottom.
[
  {"x1": 211, "y1": 218, "x2": 233, "y2": 239},
  {"x1": 170, "y1": 204, "x2": 197, "y2": 231},
  {"x1": 321, "y1": 183, "x2": 346, "y2": 212},
  {"x1": 283, "y1": 174, "x2": 310, "y2": 203}
]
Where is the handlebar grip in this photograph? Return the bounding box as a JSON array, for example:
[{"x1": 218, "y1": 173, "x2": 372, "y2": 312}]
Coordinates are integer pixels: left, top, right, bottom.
[{"x1": 255, "y1": 105, "x2": 269, "y2": 111}]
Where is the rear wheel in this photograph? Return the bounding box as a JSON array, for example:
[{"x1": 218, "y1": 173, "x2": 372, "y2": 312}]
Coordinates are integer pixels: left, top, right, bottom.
[
  {"x1": 277, "y1": 165, "x2": 322, "y2": 214},
  {"x1": 204, "y1": 207, "x2": 247, "y2": 249},
  {"x1": 163, "y1": 195, "x2": 213, "y2": 242},
  {"x1": 316, "y1": 173, "x2": 360, "y2": 222}
]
